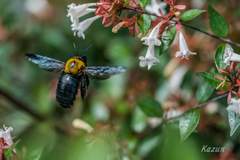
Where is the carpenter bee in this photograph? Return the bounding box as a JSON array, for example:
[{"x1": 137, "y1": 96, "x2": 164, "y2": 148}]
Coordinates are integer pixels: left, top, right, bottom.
[{"x1": 25, "y1": 46, "x2": 126, "y2": 108}]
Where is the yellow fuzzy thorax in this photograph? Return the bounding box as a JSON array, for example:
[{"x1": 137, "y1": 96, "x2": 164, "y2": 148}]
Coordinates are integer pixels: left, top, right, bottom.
[{"x1": 64, "y1": 58, "x2": 85, "y2": 75}]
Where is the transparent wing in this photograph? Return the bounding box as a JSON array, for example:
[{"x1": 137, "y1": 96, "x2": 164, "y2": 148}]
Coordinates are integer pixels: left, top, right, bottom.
[
  {"x1": 25, "y1": 54, "x2": 65, "y2": 72},
  {"x1": 83, "y1": 66, "x2": 127, "y2": 80}
]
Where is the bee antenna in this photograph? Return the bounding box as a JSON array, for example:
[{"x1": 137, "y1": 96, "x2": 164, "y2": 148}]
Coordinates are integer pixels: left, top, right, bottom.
[
  {"x1": 73, "y1": 43, "x2": 80, "y2": 54},
  {"x1": 81, "y1": 45, "x2": 93, "y2": 55}
]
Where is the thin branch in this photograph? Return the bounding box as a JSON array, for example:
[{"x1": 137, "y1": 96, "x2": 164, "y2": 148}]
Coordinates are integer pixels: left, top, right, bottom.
[
  {"x1": 165, "y1": 93, "x2": 229, "y2": 123},
  {"x1": 194, "y1": 93, "x2": 228, "y2": 109},
  {"x1": 123, "y1": 7, "x2": 240, "y2": 48},
  {"x1": 0, "y1": 88, "x2": 45, "y2": 121}
]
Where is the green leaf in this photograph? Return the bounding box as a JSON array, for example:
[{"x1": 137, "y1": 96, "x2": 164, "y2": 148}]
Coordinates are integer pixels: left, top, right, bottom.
[
  {"x1": 159, "y1": 26, "x2": 177, "y2": 56},
  {"x1": 179, "y1": 109, "x2": 200, "y2": 142},
  {"x1": 208, "y1": 5, "x2": 229, "y2": 38},
  {"x1": 31, "y1": 146, "x2": 44, "y2": 160},
  {"x1": 138, "y1": 14, "x2": 151, "y2": 36},
  {"x1": 180, "y1": 9, "x2": 205, "y2": 22},
  {"x1": 131, "y1": 107, "x2": 147, "y2": 133},
  {"x1": 137, "y1": 0, "x2": 148, "y2": 7},
  {"x1": 196, "y1": 72, "x2": 230, "y2": 90},
  {"x1": 196, "y1": 81, "x2": 214, "y2": 103},
  {"x1": 214, "y1": 43, "x2": 232, "y2": 70},
  {"x1": 228, "y1": 110, "x2": 240, "y2": 136},
  {"x1": 5, "y1": 140, "x2": 20, "y2": 158},
  {"x1": 124, "y1": 0, "x2": 131, "y2": 7},
  {"x1": 136, "y1": 98, "x2": 163, "y2": 117}
]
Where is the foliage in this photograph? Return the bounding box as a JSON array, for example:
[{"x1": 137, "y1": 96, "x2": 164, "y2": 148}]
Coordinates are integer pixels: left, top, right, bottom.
[
  {"x1": 208, "y1": 5, "x2": 229, "y2": 38},
  {"x1": 0, "y1": 0, "x2": 240, "y2": 159}
]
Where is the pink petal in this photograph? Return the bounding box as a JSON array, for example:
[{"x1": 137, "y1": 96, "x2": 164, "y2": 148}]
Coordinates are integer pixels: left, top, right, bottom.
[
  {"x1": 232, "y1": 91, "x2": 237, "y2": 94},
  {"x1": 176, "y1": 22, "x2": 181, "y2": 31},
  {"x1": 214, "y1": 75, "x2": 224, "y2": 80},
  {"x1": 0, "y1": 146, "x2": 11, "y2": 149},
  {"x1": 216, "y1": 90, "x2": 229, "y2": 95},
  {"x1": 218, "y1": 69, "x2": 231, "y2": 74},
  {"x1": 174, "y1": 5, "x2": 186, "y2": 10},
  {"x1": 216, "y1": 82, "x2": 223, "y2": 89},
  {"x1": 135, "y1": 22, "x2": 139, "y2": 34},
  {"x1": 228, "y1": 91, "x2": 231, "y2": 104}
]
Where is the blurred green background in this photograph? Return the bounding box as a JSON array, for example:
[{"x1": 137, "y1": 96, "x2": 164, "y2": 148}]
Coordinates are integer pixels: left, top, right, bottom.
[{"x1": 0, "y1": 0, "x2": 240, "y2": 159}]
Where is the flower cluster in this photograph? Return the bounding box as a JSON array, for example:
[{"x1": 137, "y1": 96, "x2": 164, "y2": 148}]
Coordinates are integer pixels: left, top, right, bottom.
[
  {"x1": 67, "y1": 0, "x2": 197, "y2": 69},
  {"x1": 0, "y1": 125, "x2": 15, "y2": 160},
  {"x1": 214, "y1": 61, "x2": 240, "y2": 104}
]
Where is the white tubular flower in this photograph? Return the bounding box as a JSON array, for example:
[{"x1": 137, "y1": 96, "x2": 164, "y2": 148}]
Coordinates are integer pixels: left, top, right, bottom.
[
  {"x1": 70, "y1": 8, "x2": 96, "y2": 24},
  {"x1": 139, "y1": 22, "x2": 163, "y2": 70},
  {"x1": 67, "y1": 3, "x2": 98, "y2": 19},
  {"x1": 145, "y1": 0, "x2": 167, "y2": 16},
  {"x1": 0, "y1": 125, "x2": 15, "y2": 152},
  {"x1": 227, "y1": 98, "x2": 240, "y2": 115},
  {"x1": 67, "y1": 3, "x2": 98, "y2": 28},
  {"x1": 175, "y1": 30, "x2": 197, "y2": 59},
  {"x1": 163, "y1": 109, "x2": 182, "y2": 120},
  {"x1": 223, "y1": 45, "x2": 240, "y2": 66},
  {"x1": 72, "y1": 15, "x2": 102, "y2": 39}
]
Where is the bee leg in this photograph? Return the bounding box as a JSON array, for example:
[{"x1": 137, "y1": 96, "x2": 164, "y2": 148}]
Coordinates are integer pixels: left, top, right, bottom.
[{"x1": 80, "y1": 74, "x2": 89, "y2": 100}]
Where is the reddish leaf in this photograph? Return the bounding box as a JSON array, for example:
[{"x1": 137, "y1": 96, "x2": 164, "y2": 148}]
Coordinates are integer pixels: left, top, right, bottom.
[
  {"x1": 228, "y1": 91, "x2": 231, "y2": 104},
  {"x1": 176, "y1": 22, "x2": 181, "y2": 30},
  {"x1": 128, "y1": 25, "x2": 135, "y2": 37},
  {"x1": 217, "y1": 90, "x2": 229, "y2": 95},
  {"x1": 135, "y1": 22, "x2": 139, "y2": 34},
  {"x1": 218, "y1": 69, "x2": 231, "y2": 74},
  {"x1": 214, "y1": 75, "x2": 225, "y2": 80},
  {"x1": 216, "y1": 82, "x2": 224, "y2": 89},
  {"x1": 174, "y1": 5, "x2": 186, "y2": 10}
]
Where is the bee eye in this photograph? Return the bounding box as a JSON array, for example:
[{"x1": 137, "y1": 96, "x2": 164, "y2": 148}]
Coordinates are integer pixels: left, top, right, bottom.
[{"x1": 70, "y1": 61, "x2": 75, "y2": 68}]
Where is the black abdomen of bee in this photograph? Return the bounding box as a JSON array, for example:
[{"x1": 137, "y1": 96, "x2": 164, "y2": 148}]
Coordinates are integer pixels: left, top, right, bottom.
[{"x1": 56, "y1": 73, "x2": 80, "y2": 108}]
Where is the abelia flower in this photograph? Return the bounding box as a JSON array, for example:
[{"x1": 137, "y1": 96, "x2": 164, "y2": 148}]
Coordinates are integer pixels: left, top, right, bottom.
[
  {"x1": 145, "y1": 0, "x2": 167, "y2": 17},
  {"x1": 116, "y1": 15, "x2": 141, "y2": 37},
  {"x1": 95, "y1": 0, "x2": 124, "y2": 27},
  {"x1": 139, "y1": 22, "x2": 163, "y2": 70},
  {"x1": 128, "y1": 0, "x2": 139, "y2": 8},
  {"x1": 216, "y1": 84, "x2": 237, "y2": 104},
  {"x1": 214, "y1": 74, "x2": 231, "y2": 90},
  {"x1": 175, "y1": 30, "x2": 197, "y2": 59},
  {"x1": 0, "y1": 125, "x2": 14, "y2": 147},
  {"x1": 0, "y1": 138, "x2": 11, "y2": 160},
  {"x1": 67, "y1": 3, "x2": 99, "y2": 23},
  {"x1": 223, "y1": 45, "x2": 240, "y2": 66},
  {"x1": 163, "y1": 109, "x2": 182, "y2": 120},
  {"x1": 71, "y1": 15, "x2": 102, "y2": 39},
  {"x1": 0, "y1": 125, "x2": 15, "y2": 158},
  {"x1": 227, "y1": 98, "x2": 240, "y2": 115}
]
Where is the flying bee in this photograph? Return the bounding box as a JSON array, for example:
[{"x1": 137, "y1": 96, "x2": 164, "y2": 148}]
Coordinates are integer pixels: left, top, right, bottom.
[{"x1": 25, "y1": 46, "x2": 126, "y2": 108}]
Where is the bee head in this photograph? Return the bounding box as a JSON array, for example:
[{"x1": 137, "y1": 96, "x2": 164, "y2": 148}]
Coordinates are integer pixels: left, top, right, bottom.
[
  {"x1": 72, "y1": 44, "x2": 93, "y2": 64},
  {"x1": 72, "y1": 54, "x2": 87, "y2": 64}
]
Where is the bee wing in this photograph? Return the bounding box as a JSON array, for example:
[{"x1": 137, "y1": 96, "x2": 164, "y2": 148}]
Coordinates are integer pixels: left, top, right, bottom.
[
  {"x1": 25, "y1": 54, "x2": 65, "y2": 72},
  {"x1": 83, "y1": 66, "x2": 127, "y2": 80}
]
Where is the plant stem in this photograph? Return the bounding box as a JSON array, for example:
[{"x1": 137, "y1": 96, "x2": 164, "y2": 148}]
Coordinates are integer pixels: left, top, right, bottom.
[
  {"x1": 194, "y1": 93, "x2": 228, "y2": 108},
  {"x1": 165, "y1": 93, "x2": 228, "y2": 123},
  {"x1": 123, "y1": 7, "x2": 240, "y2": 48},
  {"x1": 0, "y1": 88, "x2": 45, "y2": 121}
]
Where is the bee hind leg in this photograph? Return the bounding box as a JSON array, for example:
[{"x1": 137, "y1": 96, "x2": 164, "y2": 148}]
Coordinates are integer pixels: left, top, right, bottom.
[{"x1": 80, "y1": 74, "x2": 89, "y2": 100}]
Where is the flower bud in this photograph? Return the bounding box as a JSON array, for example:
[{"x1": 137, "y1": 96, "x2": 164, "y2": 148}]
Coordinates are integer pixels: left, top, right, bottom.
[
  {"x1": 175, "y1": 12, "x2": 180, "y2": 17},
  {"x1": 112, "y1": 22, "x2": 126, "y2": 33},
  {"x1": 138, "y1": 33, "x2": 143, "y2": 39}
]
